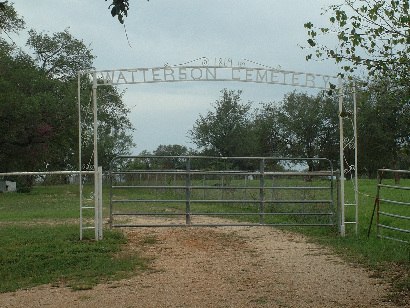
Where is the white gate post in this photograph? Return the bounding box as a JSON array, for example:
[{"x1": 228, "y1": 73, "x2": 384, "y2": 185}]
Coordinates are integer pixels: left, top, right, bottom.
[
  {"x1": 92, "y1": 72, "x2": 102, "y2": 241},
  {"x1": 338, "y1": 77, "x2": 346, "y2": 236},
  {"x1": 98, "y1": 166, "x2": 103, "y2": 240},
  {"x1": 78, "y1": 72, "x2": 84, "y2": 240},
  {"x1": 353, "y1": 82, "x2": 359, "y2": 235}
]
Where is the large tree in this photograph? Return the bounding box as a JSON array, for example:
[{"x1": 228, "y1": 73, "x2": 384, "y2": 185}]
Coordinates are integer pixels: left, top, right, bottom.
[
  {"x1": 151, "y1": 144, "x2": 191, "y2": 169},
  {"x1": 356, "y1": 78, "x2": 410, "y2": 176},
  {"x1": 0, "y1": 1, "x2": 25, "y2": 36},
  {"x1": 27, "y1": 29, "x2": 95, "y2": 81},
  {"x1": 77, "y1": 83, "x2": 135, "y2": 171},
  {"x1": 253, "y1": 103, "x2": 286, "y2": 157},
  {"x1": 304, "y1": 0, "x2": 410, "y2": 175},
  {"x1": 0, "y1": 41, "x2": 58, "y2": 172},
  {"x1": 0, "y1": 26, "x2": 135, "y2": 173},
  {"x1": 189, "y1": 89, "x2": 257, "y2": 158},
  {"x1": 304, "y1": 0, "x2": 409, "y2": 83},
  {"x1": 25, "y1": 29, "x2": 135, "y2": 171},
  {"x1": 260, "y1": 92, "x2": 339, "y2": 171}
]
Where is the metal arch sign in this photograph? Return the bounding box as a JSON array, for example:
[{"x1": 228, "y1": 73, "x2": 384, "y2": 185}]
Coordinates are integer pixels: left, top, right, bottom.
[
  {"x1": 79, "y1": 57, "x2": 356, "y2": 240},
  {"x1": 90, "y1": 58, "x2": 339, "y2": 90}
]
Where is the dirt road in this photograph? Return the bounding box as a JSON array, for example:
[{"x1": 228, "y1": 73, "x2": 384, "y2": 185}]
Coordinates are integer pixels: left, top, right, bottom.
[{"x1": 0, "y1": 225, "x2": 397, "y2": 307}]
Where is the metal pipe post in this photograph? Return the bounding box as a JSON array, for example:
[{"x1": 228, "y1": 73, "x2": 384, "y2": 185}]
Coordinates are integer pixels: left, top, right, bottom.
[
  {"x1": 92, "y1": 72, "x2": 100, "y2": 240},
  {"x1": 98, "y1": 166, "x2": 103, "y2": 240},
  {"x1": 185, "y1": 158, "x2": 191, "y2": 225},
  {"x1": 78, "y1": 72, "x2": 83, "y2": 240},
  {"x1": 338, "y1": 77, "x2": 346, "y2": 236},
  {"x1": 259, "y1": 159, "x2": 265, "y2": 224},
  {"x1": 353, "y1": 82, "x2": 359, "y2": 234}
]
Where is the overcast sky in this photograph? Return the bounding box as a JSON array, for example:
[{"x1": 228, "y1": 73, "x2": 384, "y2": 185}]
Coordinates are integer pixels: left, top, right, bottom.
[{"x1": 11, "y1": 0, "x2": 341, "y2": 154}]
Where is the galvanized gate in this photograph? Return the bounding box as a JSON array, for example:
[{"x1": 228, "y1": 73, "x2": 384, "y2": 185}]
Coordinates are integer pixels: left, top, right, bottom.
[{"x1": 109, "y1": 156, "x2": 337, "y2": 228}]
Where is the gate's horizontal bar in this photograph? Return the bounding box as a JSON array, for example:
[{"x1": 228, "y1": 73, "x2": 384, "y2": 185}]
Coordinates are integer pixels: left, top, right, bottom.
[
  {"x1": 377, "y1": 234, "x2": 409, "y2": 244},
  {"x1": 112, "y1": 212, "x2": 334, "y2": 216},
  {"x1": 112, "y1": 185, "x2": 331, "y2": 190},
  {"x1": 111, "y1": 199, "x2": 333, "y2": 204},
  {"x1": 113, "y1": 212, "x2": 185, "y2": 216},
  {"x1": 379, "y1": 198, "x2": 410, "y2": 206},
  {"x1": 378, "y1": 168, "x2": 410, "y2": 174},
  {"x1": 379, "y1": 211, "x2": 410, "y2": 220},
  {"x1": 81, "y1": 226, "x2": 96, "y2": 230},
  {"x1": 111, "y1": 171, "x2": 333, "y2": 177},
  {"x1": 112, "y1": 185, "x2": 261, "y2": 190},
  {"x1": 377, "y1": 184, "x2": 410, "y2": 190},
  {"x1": 0, "y1": 170, "x2": 95, "y2": 176},
  {"x1": 111, "y1": 223, "x2": 335, "y2": 228},
  {"x1": 378, "y1": 224, "x2": 410, "y2": 234}
]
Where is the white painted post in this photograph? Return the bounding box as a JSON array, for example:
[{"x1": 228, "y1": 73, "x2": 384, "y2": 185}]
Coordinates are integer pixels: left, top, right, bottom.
[
  {"x1": 92, "y1": 72, "x2": 100, "y2": 241},
  {"x1": 353, "y1": 82, "x2": 359, "y2": 235},
  {"x1": 78, "y1": 72, "x2": 83, "y2": 240},
  {"x1": 338, "y1": 77, "x2": 346, "y2": 236},
  {"x1": 98, "y1": 166, "x2": 103, "y2": 240}
]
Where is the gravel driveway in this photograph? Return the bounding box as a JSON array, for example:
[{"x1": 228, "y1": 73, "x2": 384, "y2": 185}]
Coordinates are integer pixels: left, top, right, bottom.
[{"x1": 0, "y1": 222, "x2": 397, "y2": 307}]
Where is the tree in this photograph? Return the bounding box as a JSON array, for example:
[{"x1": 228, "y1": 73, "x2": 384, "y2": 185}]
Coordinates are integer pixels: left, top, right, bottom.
[
  {"x1": 27, "y1": 29, "x2": 95, "y2": 81},
  {"x1": 253, "y1": 103, "x2": 286, "y2": 157},
  {"x1": 356, "y1": 78, "x2": 410, "y2": 177},
  {"x1": 0, "y1": 28, "x2": 135, "y2": 174},
  {"x1": 26, "y1": 29, "x2": 134, "y2": 171},
  {"x1": 304, "y1": 0, "x2": 409, "y2": 83},
  {"x1": 153, "y1": 144, "x2": 189, "y2": 157},
  {"x1": 189, "y1": 89, "x2": 257, "y2": 158},
  {"x1": 152, "y1": 144, "x2": 190, "y2": 169},
  {"x1": 304, "y1": 1, "x2": 410, "y2": 176},
  {"x1": 0, "y1": 1, "x2": 25, "y2": 37},
  {"x1": 273, "y1": 92, "x2": 339, "y2": 171},
  {"x1": 0, "y1": 41, "x2": 58, "y2": 173}
]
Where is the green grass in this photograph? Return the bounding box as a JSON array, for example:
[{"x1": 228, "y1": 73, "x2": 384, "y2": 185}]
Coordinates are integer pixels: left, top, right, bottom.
[
  {"x1": 292, "y1": 178, "x2": 410, "y2": 305},
  {"x1": 0, "y1": 184, "x2": 95, "y2": 222},
  {"x1": 0, "y1": 184, "x2": 150, "y2": 293},
  {"x1": 0, "y1": 224, "x2": 148, "y2": 292},
  {"x1": 1, "y1": 179, "x2": 409, "y2": 304}
]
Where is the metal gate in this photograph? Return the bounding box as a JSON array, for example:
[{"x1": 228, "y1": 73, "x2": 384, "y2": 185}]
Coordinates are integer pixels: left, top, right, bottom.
[{"x1": 109, "y1": 156, "x2": 337, "y2": 228}]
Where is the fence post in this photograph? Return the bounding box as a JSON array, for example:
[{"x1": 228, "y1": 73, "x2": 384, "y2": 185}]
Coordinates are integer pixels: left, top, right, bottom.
[
  {"x1": 185, "y1": 158, "x2": 191, "y2": 225},
  {"x1": 375, "y1": 170, "x2": 382, "y2": 239},
  {"x1": 98, "y1": 166, "x2": 103, "y2": 240},
  {"x1": 259, "y1": 158, "x2": 265, "y2": 224},
  {"x1": 336, "y1": 172, "x2": 341, "y2": 233},
  {"x1": 338, "y1": 77, "x2": 346, "y2": 236}
]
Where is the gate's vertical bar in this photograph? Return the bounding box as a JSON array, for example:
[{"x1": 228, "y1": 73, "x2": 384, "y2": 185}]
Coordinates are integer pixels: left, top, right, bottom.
[
  {"x1": 353, "y1": 81, "x2": 359, "y2": 235},
  {"x1": 98, "y1": 166, "x2": 103, "y2": 240},
  {"x1": 376, "y1": 170, "x2": 382, "y2": 239},
  {"x1": 78, "y1": 72, "x2": 83, "y2": 240},
  {"x1": 92, "y1": 71, "x2": 99, "y2": 241},
  {"x1": 109, "y1": 159, "x2": 113, "y2": 228},
  {"x1": 338, "y1": 76, "x2": 346, "y2": 236},
  {"x1": 259, "y1": 158, "x2": 265, "y2": 224},
  {"x1": 185, "y1": 157, "x2": 191, "y2": 225}
]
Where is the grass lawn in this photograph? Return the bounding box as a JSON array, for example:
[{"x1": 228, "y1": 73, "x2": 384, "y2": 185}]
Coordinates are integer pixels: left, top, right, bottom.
[
  {"x1": 0, "y1": 179, "x2": 409, "y2": 304},
  {"x1": 0, "y1": 184, "x2": 150, "y2": 292},
  {"x1": 294, "y1": 178, "x2": 409, "y2": 304}
]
